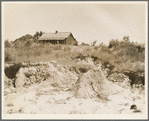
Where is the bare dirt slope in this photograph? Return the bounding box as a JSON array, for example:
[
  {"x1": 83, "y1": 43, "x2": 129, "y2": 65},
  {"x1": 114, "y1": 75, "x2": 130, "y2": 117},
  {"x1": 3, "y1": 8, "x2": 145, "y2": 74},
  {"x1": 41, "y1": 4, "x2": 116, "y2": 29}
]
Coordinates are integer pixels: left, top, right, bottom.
[{"x1": 4, "y1": 61, "x2": 145, "y2": 114}]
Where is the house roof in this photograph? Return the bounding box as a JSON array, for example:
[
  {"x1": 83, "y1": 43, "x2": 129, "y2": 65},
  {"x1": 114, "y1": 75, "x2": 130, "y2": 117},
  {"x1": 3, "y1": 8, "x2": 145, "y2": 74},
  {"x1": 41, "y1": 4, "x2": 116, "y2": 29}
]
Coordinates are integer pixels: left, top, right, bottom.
[{"x1": 38, "y1": 32, "x2": 71, "y2": 41}]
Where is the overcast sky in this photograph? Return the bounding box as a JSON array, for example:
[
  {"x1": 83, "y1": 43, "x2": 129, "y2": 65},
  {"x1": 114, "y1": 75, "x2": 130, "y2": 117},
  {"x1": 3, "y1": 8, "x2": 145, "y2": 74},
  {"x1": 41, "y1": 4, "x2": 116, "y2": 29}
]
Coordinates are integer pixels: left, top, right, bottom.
[{"x1": 2, "y1": 2, "x2": 147, "y2": 45}]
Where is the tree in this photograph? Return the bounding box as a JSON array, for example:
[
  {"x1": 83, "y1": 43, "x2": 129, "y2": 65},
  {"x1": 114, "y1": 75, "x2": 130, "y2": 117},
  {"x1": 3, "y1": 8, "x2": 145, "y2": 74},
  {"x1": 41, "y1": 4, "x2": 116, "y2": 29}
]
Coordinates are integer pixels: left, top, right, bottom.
[
  {"x1": 5, "y1": 40, "x2": 11, "y2": 48},
  {"x1": 99, "y1": 42, "x2": 103, "y2": 47},
  {"x1": 92, "y1": 40, "x2": 97, "y2": 46},
  {"x1": 34, "y1": 31, "x2": 40, "y2": 39},
  {"x1": 123, "y1": 36, "x2": 130, "y2": 42},
  {"x1": 34, "y1": 31, "x2": 43, "y2": 41},
  {"x1": 108, "y1": 39, "x2": 119, "y2": 48},
  {"x1": 39, "y1": 31, "x2": 43, "y2": 36}
]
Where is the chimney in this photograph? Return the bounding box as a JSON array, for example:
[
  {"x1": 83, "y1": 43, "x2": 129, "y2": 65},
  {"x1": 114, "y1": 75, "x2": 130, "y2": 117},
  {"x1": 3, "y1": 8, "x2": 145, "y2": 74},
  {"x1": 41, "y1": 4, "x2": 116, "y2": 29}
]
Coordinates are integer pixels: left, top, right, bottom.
[{"x1": 55, "y1": 31, "x2": 58, "y2": 34}]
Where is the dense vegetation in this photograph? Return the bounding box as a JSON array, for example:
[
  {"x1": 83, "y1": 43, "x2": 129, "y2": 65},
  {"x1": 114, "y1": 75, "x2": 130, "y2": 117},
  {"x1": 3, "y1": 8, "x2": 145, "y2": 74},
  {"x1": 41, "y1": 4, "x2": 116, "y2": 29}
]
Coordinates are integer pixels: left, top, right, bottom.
[{"x1": 5, "y1": 34, "x2": 145, "y2": 74}]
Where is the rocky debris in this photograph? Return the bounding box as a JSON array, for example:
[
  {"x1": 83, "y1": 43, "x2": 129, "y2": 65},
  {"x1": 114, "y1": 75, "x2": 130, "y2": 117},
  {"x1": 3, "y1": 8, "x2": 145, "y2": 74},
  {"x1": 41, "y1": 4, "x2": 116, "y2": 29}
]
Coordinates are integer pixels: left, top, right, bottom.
[
  {"x1": 130, "y1": 104, "x2": 137, "y2": 110},
  {"x1": 130, "y1": 104, "x2": 142, "y2": 113},
  {"x1": 133, "y1": 109, "x2": 142, "y2": 113},
  {"x1": 108, "y1": 73, "x2": 131, "y2": 88}
]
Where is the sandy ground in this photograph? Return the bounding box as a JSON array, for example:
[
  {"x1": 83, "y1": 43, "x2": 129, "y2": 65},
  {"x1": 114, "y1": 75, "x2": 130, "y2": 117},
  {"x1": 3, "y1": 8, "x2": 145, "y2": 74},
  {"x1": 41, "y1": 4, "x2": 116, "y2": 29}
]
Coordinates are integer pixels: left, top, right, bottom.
[{"x1": 3, "y1": 80, "x2": 145, "y2": 114}]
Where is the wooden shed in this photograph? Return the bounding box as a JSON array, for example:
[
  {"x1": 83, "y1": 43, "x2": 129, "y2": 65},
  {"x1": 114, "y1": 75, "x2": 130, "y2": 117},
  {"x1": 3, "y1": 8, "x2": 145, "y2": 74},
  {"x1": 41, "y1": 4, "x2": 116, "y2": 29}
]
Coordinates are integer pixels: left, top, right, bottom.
[{"x1": 38, "y1": 31, "x2": 77, "y2": 45}]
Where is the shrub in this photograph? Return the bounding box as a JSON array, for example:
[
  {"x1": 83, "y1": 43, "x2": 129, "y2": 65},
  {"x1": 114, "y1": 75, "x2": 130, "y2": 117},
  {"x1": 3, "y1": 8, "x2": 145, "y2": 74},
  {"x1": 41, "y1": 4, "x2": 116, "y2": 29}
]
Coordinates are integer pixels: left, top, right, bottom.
[
  {"x1": 64, "y1": 46, "x2": 71, "y2": 51},
  {"x1": 91, "y1": 40, "x2": 97, "y2": 46},
  {"x1": 33, "y1": 49, "x2": 42, "y2": 56},
  {"x1": 5, "y1": 51, "x2": 14, "y2": 62},
  {"x1": 78, "y1": 67, "x2": 89, "y2": 73},
  {"x1": 5, "y1": 40, "x2": 11, "y2": 48},
  {"x1": 25, "y1": 40, "x2": 32, "y2": 47},
  {"x1": 81, "y1": 42, "x2": 90, "y2": 46},
  {"x1": 54, "y1": 45, "x2": 62, "y2": 50},
  {"x1": 100, "y1": 45, "x2": 111, "y2": 53},
  {"x1": 44, "y1": 43, "x2": 54, "y2": 49},
  {"x1": 102, "y1": 61, "x2": 115, "y2": 70},
  {"x1": 55, "y1": 53, "x2": 59, "y2": 58},
  {"x1": 45, "y1": 49, "x2": 52, "y2": 55},
  {"x1": 18, "y1": 51, "x2": 23, "y2": 57},
  {"x1": 94, "y1": 46, "x2": 99, "y2": 50},
  {"x1": 73, "y1": 63, "x2": 93, "y2": 73},
  {"x1": 134, "y1": 62, "x2": 145, "y2": 72},
  {"x1": 74, "y1": 41, "x2": 78, "y2": 46},
  {"x1": 108, "y1": 39, "x2": 119, "y2": 48}
]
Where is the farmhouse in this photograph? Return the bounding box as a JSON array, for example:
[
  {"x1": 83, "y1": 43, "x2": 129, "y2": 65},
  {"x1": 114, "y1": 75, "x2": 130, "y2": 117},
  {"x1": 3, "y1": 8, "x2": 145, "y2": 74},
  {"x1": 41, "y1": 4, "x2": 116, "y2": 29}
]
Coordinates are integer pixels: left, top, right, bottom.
[{"x1": 38, "y1": 31, "x2": 77, "y2": 45}]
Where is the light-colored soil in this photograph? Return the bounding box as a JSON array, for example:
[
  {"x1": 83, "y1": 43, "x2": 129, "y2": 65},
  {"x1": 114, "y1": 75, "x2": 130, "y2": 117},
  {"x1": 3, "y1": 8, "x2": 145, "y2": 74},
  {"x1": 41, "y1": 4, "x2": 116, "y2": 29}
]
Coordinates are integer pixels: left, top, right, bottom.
[
  {"x1": 3, "y1": 60, "x2": 146, "y2": 116},
  {"x1": 4, "y1": 78, "x2": 145, "y2": 114}
]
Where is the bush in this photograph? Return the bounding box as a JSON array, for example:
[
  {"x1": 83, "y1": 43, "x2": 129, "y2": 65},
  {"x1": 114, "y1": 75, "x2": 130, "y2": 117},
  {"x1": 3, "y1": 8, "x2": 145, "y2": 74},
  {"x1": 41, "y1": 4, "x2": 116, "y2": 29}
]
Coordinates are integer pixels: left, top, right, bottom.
[
  {"x1": 81, "y1": 42, "x2": 90, "y2": 46},
  {"x1": 108, "y1": 37, "x2": 145, "y2": 63},
  {"x1": 25, "y1": 40, "x2": 32, "y2": 47},
  {"x1": 5, "y1": 51, "x2": 14, "y2": 62},
  {"x1": 18, "y1": 51, "x2": 23, "y2": 57},
  {"x1": 33, "y1": 49, "x2": 42, "y2": 56},
  {"x1": 54, "y1": 45, "x2": 62, "y2": 50},
  {"x1": 108, "y1": 39, "x2": 119, "y2": 48},
  {"x1": 64, "y1": 46, "x2": 71, "y2": 51},
  {"x1": 45, "y1": 49, "x2": 52, "y2": 55},
  {"x1": 55, "y1": 53, "x2": 59, "y2": 58},
  {"x1": 91, "y1": 40, "x2": 97, "y2": 46},
  {"x1": 73, "y1": 63, "x2": 93, "y2": 73},
  {"x1": 100, "y1": 45, "x2": 111, "y2": 53},
  {"x1": 78, "y1": 67, "x2": 89, "y2": 73},
  {"x1": 74, "y1": 41, "x2": 78, "y2": 46},
  {"x1": 5, "y1": 40, "x2": 11, "y2": 48},
  {"x1": 94, "y1": 46, "x2": 99, "y2": 50}
]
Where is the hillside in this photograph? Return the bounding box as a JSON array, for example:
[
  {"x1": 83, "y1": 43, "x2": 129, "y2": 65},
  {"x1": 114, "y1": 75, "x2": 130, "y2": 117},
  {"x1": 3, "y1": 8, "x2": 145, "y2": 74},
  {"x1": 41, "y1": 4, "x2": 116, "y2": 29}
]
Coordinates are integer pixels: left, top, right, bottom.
[{"x1": 4, "y1": 35, "x2": 145, "y2": 115}]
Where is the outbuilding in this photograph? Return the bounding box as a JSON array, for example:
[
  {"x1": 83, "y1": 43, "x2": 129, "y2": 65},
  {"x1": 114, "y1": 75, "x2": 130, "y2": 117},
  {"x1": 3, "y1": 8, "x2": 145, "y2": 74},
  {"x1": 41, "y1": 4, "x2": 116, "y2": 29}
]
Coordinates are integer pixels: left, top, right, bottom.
[{"x1": 38, "y1": 31, "x2": 77, "y2": 45}]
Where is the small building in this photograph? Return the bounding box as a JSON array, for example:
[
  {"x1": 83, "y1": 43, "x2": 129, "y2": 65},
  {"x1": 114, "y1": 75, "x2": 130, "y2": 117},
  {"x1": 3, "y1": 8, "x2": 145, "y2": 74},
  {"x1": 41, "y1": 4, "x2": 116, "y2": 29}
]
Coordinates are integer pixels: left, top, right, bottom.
[{"x1": 38, "y1": 31, "x2": 77, "y2": 45}]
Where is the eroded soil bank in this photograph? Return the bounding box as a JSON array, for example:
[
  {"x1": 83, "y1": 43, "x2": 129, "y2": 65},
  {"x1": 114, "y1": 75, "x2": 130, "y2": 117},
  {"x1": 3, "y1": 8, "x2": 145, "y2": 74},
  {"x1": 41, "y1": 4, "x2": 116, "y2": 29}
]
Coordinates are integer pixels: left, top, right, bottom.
[{"x1": 4, "y1": 60, "x2": 145, "y2": 114}]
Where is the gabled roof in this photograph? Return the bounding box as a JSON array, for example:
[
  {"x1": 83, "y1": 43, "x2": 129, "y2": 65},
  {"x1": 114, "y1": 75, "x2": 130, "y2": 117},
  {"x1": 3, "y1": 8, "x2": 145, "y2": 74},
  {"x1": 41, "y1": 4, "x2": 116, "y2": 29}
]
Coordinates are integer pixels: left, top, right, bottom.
[{"x1": 38, "y1": 32, "x2": 71, "y2": 41}]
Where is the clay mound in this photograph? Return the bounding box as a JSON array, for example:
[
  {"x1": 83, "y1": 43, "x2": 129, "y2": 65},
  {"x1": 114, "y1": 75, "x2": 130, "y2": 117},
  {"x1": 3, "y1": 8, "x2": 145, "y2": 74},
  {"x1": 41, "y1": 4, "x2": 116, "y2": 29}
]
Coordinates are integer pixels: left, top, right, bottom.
[{"x1": 72, "y1": 69, "x2": 123, "y2": 99}]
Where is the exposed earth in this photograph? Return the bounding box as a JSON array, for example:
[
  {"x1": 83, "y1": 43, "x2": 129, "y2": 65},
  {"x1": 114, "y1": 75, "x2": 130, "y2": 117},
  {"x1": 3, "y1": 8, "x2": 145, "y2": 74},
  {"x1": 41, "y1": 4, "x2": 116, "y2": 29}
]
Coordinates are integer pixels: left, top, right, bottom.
[{"x1": 3, "y1": 56, "x2": 146, "y2": 115}]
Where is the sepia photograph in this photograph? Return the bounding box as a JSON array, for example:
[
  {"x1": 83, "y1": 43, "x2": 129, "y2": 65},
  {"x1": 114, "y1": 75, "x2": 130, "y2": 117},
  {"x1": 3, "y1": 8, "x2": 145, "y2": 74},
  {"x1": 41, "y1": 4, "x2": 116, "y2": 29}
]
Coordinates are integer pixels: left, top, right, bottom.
[{"x1": 2, "y1": 1, "x2": 148, "y2": 119}]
